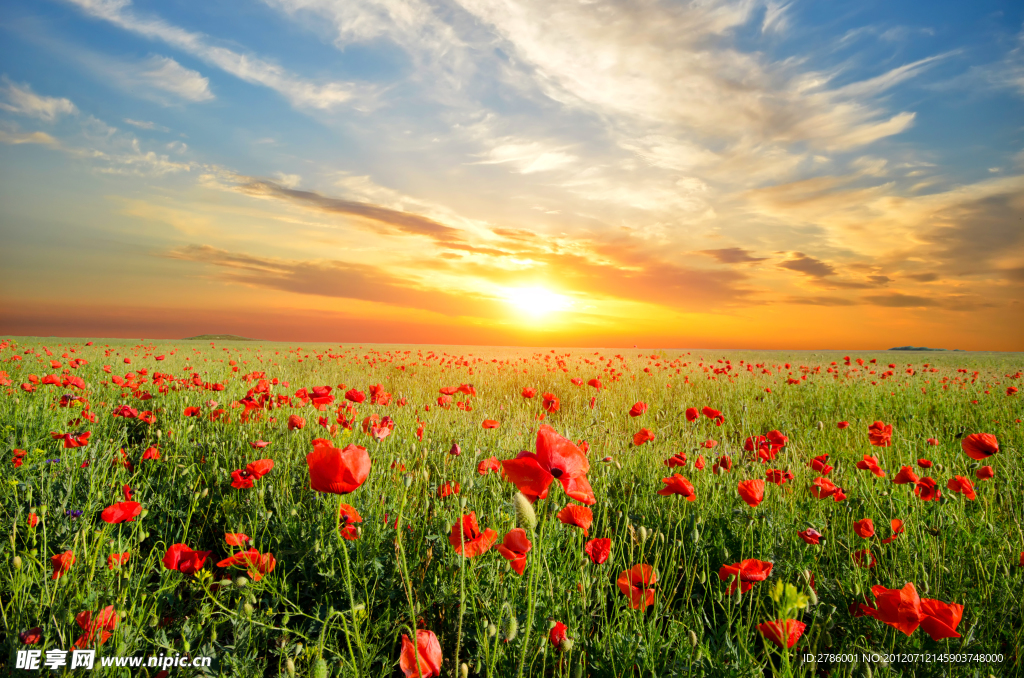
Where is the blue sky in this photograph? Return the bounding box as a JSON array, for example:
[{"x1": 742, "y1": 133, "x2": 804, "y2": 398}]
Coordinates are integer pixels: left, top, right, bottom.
[{"x1": 1, "y1": 0, "x2": 1022, "y2": 348}]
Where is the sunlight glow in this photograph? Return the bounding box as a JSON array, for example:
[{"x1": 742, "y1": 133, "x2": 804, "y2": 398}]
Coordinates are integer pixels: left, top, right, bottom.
[{"x1": 502, "y1": 286, "x2": 573, "y2": 317}]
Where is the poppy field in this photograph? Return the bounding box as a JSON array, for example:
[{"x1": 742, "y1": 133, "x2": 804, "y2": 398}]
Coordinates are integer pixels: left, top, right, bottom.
[{"x1": 1, "y1": 337, "x2": 1021, "y2": 677}]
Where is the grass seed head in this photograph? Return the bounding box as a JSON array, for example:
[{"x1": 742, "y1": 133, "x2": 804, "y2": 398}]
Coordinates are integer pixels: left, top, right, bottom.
[{"x1": 513, "y1": 492, "x2": 537, "y2": 531}]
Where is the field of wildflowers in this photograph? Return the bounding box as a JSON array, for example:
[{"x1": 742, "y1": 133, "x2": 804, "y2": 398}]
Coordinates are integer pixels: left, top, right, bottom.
[{"x1": 1, "y1": 337, "x2": 1021, "y2": 677}]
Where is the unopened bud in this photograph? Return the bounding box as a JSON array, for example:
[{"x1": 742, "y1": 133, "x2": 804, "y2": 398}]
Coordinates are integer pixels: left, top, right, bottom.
[
  {"x1": 487, "y1": 623, "x2": 497, "y2": 638},
  {"x1": 460, "y1": 663, "x2": 469, "y2": 678},
  {"x1": 235, "y1": 576, "x2": 249, "y2": 587},
  {"x1": 284, "y1": 658, "x2": 296, "y2": 677},
  {"x1": 312, "y1": 658, "x2": 328, "y2": 678},
  {"x1": 13, "y1": 555, "x2": 22, "y2": 570},
  {"x1": 638, "y1": 526, "x2": 648, "y2": 543},
  {"x1": 558, "y1": 638, "x2": 574, "y2": 652},
  {"x1": 403, "y1": 475, "x2": 412, "y2": 488},
  {"x1": 449, "y1": 443, "x2": 461, "y2": 456},
  {"x1": 688, "y1": 629, "x2": 698, "y2": 647},
  {"x1": 513, "y1": 492, "x2": 537, "y2": 531}
]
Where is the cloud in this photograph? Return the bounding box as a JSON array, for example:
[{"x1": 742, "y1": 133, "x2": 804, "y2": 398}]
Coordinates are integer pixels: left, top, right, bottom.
[
  {"x1": 862, "y1": 293, "x2": 938, "y2": 308},
  {"x1": 163, "y1": 243, "x2": 503, "y2": 318},
  {"x1": 135, "y1": 55, "x2": 213, "y2": 102},
  {"x1": 905, "y1": 272, "x2": 939, "y2": 282},
  {"x1": 233, "y1": 179, "x2": 467, "y2": 243},
  {"x1": 699, "y1": 247, "x2": 767, "y2": 264},
  {"x1": 917, "y1": 192, "x2": 1024, "y2": 276},
  {"x1": 778, "y1": 252, "x2": 836, "y2": 278},
  {"x1": 64, "y1": 0, "x2": 364, "y2": 110},
  {"x1": 785, "y1": 295, "x2": 858, "y2": 306},
  {"x1": 123, "y1": 118, "x2": 171, "y2": 132},
  {"x1": 473, "y1": 140, "x2": 577, "y2": 174},
  {"x1": 0, "y1": 77, "x2": 78, "y2": 121},
  {"x1": 0, "y1": 129, "x2": 59, "y2": 146}
]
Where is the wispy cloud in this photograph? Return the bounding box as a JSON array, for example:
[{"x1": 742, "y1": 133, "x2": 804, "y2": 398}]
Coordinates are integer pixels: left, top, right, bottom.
[
  {"x1": 64, "y1": 0, "x2": 366, "y2": 109},
  {"x1": 0, "y1": 77, "x2": 78, "y2": 120},
  {"x1": 123, "y1": 118, "x2": 171, "y2": 132}
]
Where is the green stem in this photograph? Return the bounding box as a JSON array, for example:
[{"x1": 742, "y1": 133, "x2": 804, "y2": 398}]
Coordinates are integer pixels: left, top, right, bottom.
[
  {"x1": 394, "y1": 482, "x2": 423, "y2": 678},
  {"x1": 454, "y1": 505, "x2": 467, "y2": 677},
  {"x1": 337, "y1": 496, "x2": 364, "y2": 677}
]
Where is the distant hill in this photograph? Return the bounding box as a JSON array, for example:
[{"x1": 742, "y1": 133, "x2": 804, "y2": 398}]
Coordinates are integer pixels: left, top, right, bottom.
[
  {"x1": 888, "y1": 346, "x2": 963, "y2": 351},
  {"x1": 183, "y1": 334, "x2": 258, "y2": 341}
]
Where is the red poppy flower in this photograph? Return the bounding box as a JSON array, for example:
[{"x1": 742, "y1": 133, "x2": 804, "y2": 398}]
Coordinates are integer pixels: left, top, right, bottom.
[
  {"x1": 617, "y1": 564, "x2": 657, "y2": 610},
  {"x1": 225, "y1": 533, "x2": 250, "y2": 546},
  {"x1": 737, "y1": 479, "x2": 765, "y2": 508},
  {"x1": 757, "y1": 619, "x2": 806, "y2": 649},
  {"x1": 809, "y1": 454, "x2": 833, "y2": 475},
  {"x1": 138, "y1": 411, "x2": 156, "y2": 425},
  {"x1": 306, "y1": 442, "x2": 371, "y2": 495},
  {"x1": 946, "y1": 476, "x2": 976, "y2": 500},
  {"x1": 74, "y1": 605, "x2": 118, "y2": 649},
  {"x1": 449, "y1": 443, "x2": 461, "y2": 457},
  {"x1": 477, "y1": 456, "x2": 501, "y2": 475},
  {"x1": 701, "y1": 407, "x2": 724, "y2": 425},
  {"x1": 694, "y1": 455, "x2": 706, "y2": 470},
  {"x1": 162, "y1": 544, "x2": 210, "y2": 575},
  {"x1": 837, "y1": 421, "x2": 850, "y2": 428},
  {"x1": 19, "y1": 627, "x2": 43, "y2": 645},
  {"x1": 853, "y1": 549, "x2": 876, "y2": 569},
  {"x1": 521, "y1": 387, "x2": 537, "y2": 398},
  {"x1": 495, "y1": 528, "x2": 531, "y2": 575},
  {"x1": 633, "y1": 428, "x2": 655, "y2": 446},
  {"x1": 657, "y1": 474, "x2": 696, "y2": 500},
  {"x1": 917, "y1": 458, "x2": 933, "y2": 469},
  {"x1": 712, "y1": 454, "x2": 732, "y2": 474},
  {"x1": 557, "y1": 504, "x2": 593, "y2": 536},
  {"x1": 765, "y1": 469, "x2": 794, "y2": 485},
  {"x1": 246, "y1": 459, "x2": 274, "y2": 478},
  {"x1": 231, "y1": 469, "x2": 256, "y2": 489},
  {"x1": 975, "y1": 465, "x2": 994, "y2": 480},
  {"x1": 587, "y1": 378, "x2": 602, "y2": 389},
  {"x1": 501, "y1": 425, "x2": 595, "y2": 505},
  {"x1": 585, "y1": 537, "x2": 611, "y2": 564},
  {"x1": 217, "y1": 548, "x2": 277, "y2": 581},
  {"x1": 919, "y1": 599, "x2": 964, "y2": 640},
  {"x1": 880, "y1": 519, "x2": 904, "y2": 544},
  {"x1": 914, "y1": 477, "x2": 941, "y2": 501},
  {"x1": 27, "y1": 513, "x2": 39, "y2": 528},
  {"x1": 287, "y1": 415, "x2": 306, "y2": 431},
  {"x1": 549, "y1": 621, "x2": 568, "y2": 648},
  {"x1": 856, "y1": 455, "x2": 885, "y2": 477},
  {"x1": 112, "y1": 405, "x2": 138, "y2": 418},
  {"x1": 853, "y1": 518, "x2": 874, "y2": 539},
  {"x1": 892, "y1": 466, "x2": 919, "y2": 485},
  {"x1": 107, "y1": 552, "x2": 130, "y2": 570},
  {"x1": 863, "y1": 582, "x2": 924, "y2": 635},
  {"x1": 437, "y1": 481, "x2": 460, "y2": 498},
  {"x1": 141, "y1": 446, "x2": 160, "y2": 461},
  {"x1": 629, "y1": 401, "x2": 648, "y2": 417},
  {"x1": 685, "y1": 407, "x2": 699, "y2": 422},
  {"x1": 52, "y1": 431, "x2": 91, "y2": 448},
  {"x1": 482, "y1": 419, "x2": 500, "y2": 429},
  {"x1": 868, "y1": 421, "x2": 893, "y2": 447},
  {"x1": 926, "y1": 438, "x2": 939, "y2": 446},
  {"x1": 718, "y1": 559, "x2": 772, "y2": 594},
  {"x1": 448, "y1": 512, "x2": 497, "y2": 558},
  {"x1": 810, "y1": 477, "x2": 844, "y2": 501},
  {"x1": 701, "y1": 440, "x2": 718, "y2": 449},
  {"x1": 249, "y1": 440, "x2": 270, "y2": 449},
  {"x1": 101, "y1": 501, "x2": 142, "y2": 524},
  {"x1": 51, "y1": 550, "x2": 75, "y2": 579},
  {"x1": 961, "y1": 433, "x2": 998, "y2": 460},
  {"x1": 542, "y1": 393, "x2": 560, "y2": 412},
  {"x1": 664, "y1": 453, "x2": 687, "y2": 468},
  {"x1": 344, "y1": 388, "x2": 366, "y2": 404},
  {"x1": 338, "y1": 504, "x2": 362, "y2": 540},
  {"x1": 399, "y1": 630, "x2": 443, "y2": 678},
  {"x1": 797, "y1": 528, "x2": 822, "y2": 545}
]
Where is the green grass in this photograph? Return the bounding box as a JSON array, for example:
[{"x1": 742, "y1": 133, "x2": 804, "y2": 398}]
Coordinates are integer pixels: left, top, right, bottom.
[{"x1": 1, "y1": 338, "x2": 1021, "y2": 677}]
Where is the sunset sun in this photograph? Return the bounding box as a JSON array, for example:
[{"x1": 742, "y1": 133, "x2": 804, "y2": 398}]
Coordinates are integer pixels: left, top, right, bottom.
[{"x1": 503, "y1": 286, "x2": 572, "y2": 317}]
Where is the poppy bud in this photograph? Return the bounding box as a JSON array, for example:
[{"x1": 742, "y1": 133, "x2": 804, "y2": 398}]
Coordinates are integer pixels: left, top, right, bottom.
[
  {"x1": 638, "y1": 526, "x2": 648, "y2": 543},
  {"x1": 210, "y1": 626, "x2": 217, "y2": 643},
  {"x1": 733, "y1": 584, "x2": 742, "y2": 605},
  {"x1": 558, "y1": 638, "x2": 574, "y2": 652},
  {"x1": 285, "y1": 658, "x2": 296, "y2": 677},
  {"x1": 39, "y1": 505, "x2": 47, "y2": 516},
  {"x1": 149, "y1": 615, "x2": 159, "y2": 628},
  {"x1": 691, "y1": 527, "x2": 700, "y2": 544},
  {"x1": 236, "y1": 576, "x2": 249, "y2": 587},
  {"x1": 513, "y1": 492, "x2": 537, "y2": 531},
  {"x1": 823, "y1": 630, "x2": 833, "y2": 647},
  {"x1": 460, "y1": 663, "x2": 469, "y2": 678},
  {"x1": 423, "y1": 469, "x2": 430, "y2": 482},
  {"x1": 312, "y1": 658, "x2": 328, "y2": 678},
  {"x1": 688, "y1": 629, "x2": 698, "y2": 647},
  {"x1": 201, "y1": 488, "x2": 209, "y2": 498},
  {"x1": 403, "y1": 475, "x2": 413, "y2": 488},
  {"x1": 808, "y1": 589, "x2": 818, "y2": 607},
  {"x1": 573, "y1": 661, "x2": 584, "y2": 678},
  {"x1": 449, "y1": 443, "x2": 461, "y2": 456},
  {"x1": 501, "y1": 603, "x2": 518, "y2": 641},
  {"x1": 487, "y1": 623, "x2": 497, "y2": 637},
  {"x1": 13, "y1": 555, "x2": 22, "y2": 570}
]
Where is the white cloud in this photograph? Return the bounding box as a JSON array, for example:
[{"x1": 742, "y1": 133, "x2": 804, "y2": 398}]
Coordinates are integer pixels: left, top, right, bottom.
[
  {"x1": 473, "y1": 140, "x2": 577, "y2": 173},
  {"x1": 123, "y1": 118, "x2": 171, "y2": 132},
  {"x1": 64, "y1": 0, "x2": 365, "y2": 110},
  {"x1": 0, "y1": 77, "x2": 78, "y2": 121},
  {"x1": 0, "y1": 129, "x2": 60, "y2": 145},
  {"x1": 136, "y1": 56, "x2": 213, "y2": 102}
]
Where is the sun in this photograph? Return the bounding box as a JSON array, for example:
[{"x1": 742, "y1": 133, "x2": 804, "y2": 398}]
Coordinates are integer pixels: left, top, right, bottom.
[{"x1": 502, "y1": 286, "x2": 572, "y2": 317}]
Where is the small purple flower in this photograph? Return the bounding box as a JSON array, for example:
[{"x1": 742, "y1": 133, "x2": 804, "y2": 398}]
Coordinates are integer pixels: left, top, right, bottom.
[
  {"x1": 46, "y1": 458, "x2": 61, "y2": 464},
  {"x1": 65, "y1": 510, "x2": 83, "y2": 519}
]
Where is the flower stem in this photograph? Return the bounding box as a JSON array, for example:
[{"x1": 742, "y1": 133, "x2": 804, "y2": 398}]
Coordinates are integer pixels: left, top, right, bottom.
[{"x1": 337, "y1": 495, "x2": 364, "y2": 677}]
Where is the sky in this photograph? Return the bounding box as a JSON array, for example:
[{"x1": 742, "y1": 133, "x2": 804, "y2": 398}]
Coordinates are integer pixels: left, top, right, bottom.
[{"x1": 1, "y1": 0, "x2": 1022, "y2": 350}]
